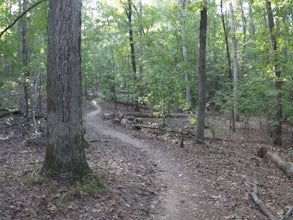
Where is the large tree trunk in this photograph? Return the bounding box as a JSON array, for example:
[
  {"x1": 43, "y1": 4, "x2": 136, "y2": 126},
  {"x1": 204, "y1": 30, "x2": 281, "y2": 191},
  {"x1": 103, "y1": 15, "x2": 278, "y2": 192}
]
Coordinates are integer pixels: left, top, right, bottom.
[
  {"x1": 266, "y1": 0, "x2": 283, "y2": 146},
  {"x1": 42, "y1": 0, "x2": 91, "y2": 180},
  {"x1": 196, "y1": 1, "x2": 207, "y2": 143}
]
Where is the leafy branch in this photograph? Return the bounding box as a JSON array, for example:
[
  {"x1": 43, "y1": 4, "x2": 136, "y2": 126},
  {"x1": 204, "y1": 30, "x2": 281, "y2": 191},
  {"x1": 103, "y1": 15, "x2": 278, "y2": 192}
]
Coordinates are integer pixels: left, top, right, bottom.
[{"x1": 0, "y1": 0, "x2": 47, "y2": 38}]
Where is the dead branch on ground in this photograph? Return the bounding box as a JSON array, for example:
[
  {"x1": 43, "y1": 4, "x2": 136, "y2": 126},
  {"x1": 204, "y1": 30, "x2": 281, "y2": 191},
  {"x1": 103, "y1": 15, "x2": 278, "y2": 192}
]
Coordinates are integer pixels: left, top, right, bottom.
[
  {"x1": 250, "y1": 183, "x2": 277, "y2": 220},
  {"x1": 250, "y1": 182, "x2": 293, "y2": 220},
  {"x1": 0, "y1": 109, "x2": 22, "y2": 118},
  {"x1": 131, "y1": 124, "x2": 229, "y2": 142},
  {"x1": 125, "y1": 112, "x2": 189, "y2": 118}
]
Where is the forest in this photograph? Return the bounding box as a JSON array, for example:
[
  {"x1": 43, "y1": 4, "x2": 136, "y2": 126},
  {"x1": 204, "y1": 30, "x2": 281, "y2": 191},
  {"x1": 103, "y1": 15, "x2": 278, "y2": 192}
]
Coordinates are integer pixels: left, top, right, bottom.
[{"x1": 0, "y1": 0, "x2": 293, "y2": 219}]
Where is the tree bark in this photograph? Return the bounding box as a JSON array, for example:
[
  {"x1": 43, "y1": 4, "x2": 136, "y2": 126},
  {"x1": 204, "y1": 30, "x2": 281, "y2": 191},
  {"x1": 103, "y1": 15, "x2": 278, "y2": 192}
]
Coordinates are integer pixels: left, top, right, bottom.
[
  {"x1": 196, "y1": 1, "x2": 207, "y2": 143},
  {"x1": 42, "y1": 0, "x2": 91, "y2": 180},
  {"x1": 266, "y1": 0, "x2": 283, "y2": 146}
]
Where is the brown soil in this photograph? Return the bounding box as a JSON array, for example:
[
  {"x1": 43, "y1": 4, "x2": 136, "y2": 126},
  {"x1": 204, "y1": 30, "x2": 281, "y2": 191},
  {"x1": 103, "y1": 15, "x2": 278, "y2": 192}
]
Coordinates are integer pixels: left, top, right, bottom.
[{"x1": 0, "y1": 99, "x2": 292, "y2": 220}]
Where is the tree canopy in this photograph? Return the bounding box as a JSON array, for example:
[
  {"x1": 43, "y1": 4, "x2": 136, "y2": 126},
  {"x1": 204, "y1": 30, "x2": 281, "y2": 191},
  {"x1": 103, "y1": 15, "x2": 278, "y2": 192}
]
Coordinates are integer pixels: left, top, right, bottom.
[{"x1": 1, "y1": 0, "x2": 292, "y2": 146}]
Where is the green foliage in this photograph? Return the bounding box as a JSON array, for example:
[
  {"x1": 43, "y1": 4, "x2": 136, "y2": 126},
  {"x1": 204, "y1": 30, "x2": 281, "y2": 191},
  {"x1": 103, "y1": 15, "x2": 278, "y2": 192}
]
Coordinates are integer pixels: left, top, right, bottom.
[
  {"x1": 23, "y1": 158, "x2": 44, "y2": 184},
  {"x1": 0, "y1": 80, "x2": 18, "y2": 109},
  {"x1": 189, "y1": 117, "x2": 197, "y2": 126},
  {"x1": 23, "y1": 169, "x2": 44, "y2": 184},
  {"x1": 1, "y1": 0, "x2": 292, "y2": 136},
  {"x1": 74, "y1": 173, "x2": 102, "y2": 198},
  {"x1": 144, "y1": 66, "x2": 189, "y2": 119}
]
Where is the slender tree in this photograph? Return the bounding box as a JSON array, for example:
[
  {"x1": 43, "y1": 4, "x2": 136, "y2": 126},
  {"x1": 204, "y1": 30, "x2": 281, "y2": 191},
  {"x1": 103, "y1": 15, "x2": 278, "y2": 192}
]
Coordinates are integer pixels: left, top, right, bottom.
[
  {"x1": 42, "y1": 0, "x2": 91, "y2": 180},
  {"x1": 138, "y1": 0, "x2": 143, "y2": 80},
  {"x1": 239, "y1": 0, "x2": 247, "y2": 54},
  {"x1": 126, "y1": 0, "x2": 139, "y2": 111},
  {"x1": 196, "y1": 0, "x2": 207, "y2": 143},
  {"x1": 266, "y1": 0, "x2": 282, "y2": 146},
  {"x1": 229, "y1": 2, "x2": 239, "y2": 131},
  {"x1": 178, "y1": 0, "x2": 191, "y2": 103},
  {"x1": 220, "y1": 0, "x2": 235, "y2": 131},
  {"x1": 19, "y1": 0, "x2": 30, "y2": 118}
]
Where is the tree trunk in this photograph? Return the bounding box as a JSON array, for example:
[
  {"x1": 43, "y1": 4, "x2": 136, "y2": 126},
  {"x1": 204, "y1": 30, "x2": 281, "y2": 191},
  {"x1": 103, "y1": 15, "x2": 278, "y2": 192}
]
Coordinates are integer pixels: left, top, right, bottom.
[
  {"x1": 42, "y1": 0, "x2": 91, "y2": 180},
  {"x1": 126, "y1": 0, "x2": 139, "y2": 111},
  {"x1": 138, "y1": 0, "x2": 143, "y2": 81},
  {"x1": 239, "y1": 0, "x2": 247, "y2": 54},
  {"x1": 19, "y1": 0, "x2": 30, "y2": 118},
  {"x1": 178, "y1": 0, "x2": 191, "y2": 103},
  {"x1": 238, "y1": 0, "x2": 247, "y2": 75},
  {"x1": 220, "y1": 0, "x2": 235, "y2": 131},
  {"x1": 266, "y1": 0, "x2": 283, "y2": 146},
  {"x1": 196, "y1": 1, "x2": 207, "y2": 143},
  {"x1": 229, "y1": 2, "x2": 239, "y2": 130},
  {"x1": 248, "y1": 3, "x2": 255, "y2": 38},
  {"x1": 109, "y1": 43, "x2": 117, "y2": 110},
  {"x1": 248, "y1": 2, "x2": 256, "y2": 61}
]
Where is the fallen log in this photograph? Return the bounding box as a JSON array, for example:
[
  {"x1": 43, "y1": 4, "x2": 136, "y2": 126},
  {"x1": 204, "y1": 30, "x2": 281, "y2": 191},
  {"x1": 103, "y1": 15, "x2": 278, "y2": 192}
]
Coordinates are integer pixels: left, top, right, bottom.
[
  {"x1": 257, "y1": 146, "x2": 293, "y2": 180},
  {"x1": 0, "y1": 109, "x2": 22, "y2": 118},
  {"x1": 131, "y1": 124, "x2": 229, "y2": 142},
  {"x1": 125, "y1": 112, "x2": 189, "y2": 118},
  {"x1": 266, "y1": 151, "x2": 293, "y2": 180}
]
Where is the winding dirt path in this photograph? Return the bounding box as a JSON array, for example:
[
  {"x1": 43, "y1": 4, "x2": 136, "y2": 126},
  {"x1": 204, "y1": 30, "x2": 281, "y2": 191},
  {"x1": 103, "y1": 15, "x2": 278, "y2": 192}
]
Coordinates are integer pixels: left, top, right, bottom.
[{"x1": 85, "y1": 101, "x2": 203, "y2": 219}]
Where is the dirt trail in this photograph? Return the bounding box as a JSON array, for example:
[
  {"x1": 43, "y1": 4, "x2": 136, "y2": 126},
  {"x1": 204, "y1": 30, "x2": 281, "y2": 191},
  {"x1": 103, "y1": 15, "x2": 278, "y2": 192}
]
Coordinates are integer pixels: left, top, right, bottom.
[{"x1": 85, "y1": 101, "x2": 202, "y2": 220}]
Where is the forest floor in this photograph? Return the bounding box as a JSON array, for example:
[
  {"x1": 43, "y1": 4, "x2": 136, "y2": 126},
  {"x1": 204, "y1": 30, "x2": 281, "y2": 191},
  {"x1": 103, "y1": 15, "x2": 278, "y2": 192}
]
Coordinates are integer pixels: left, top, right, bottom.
[{"x1": 0, "y1": 98, "x2": 293, "y2": 219}]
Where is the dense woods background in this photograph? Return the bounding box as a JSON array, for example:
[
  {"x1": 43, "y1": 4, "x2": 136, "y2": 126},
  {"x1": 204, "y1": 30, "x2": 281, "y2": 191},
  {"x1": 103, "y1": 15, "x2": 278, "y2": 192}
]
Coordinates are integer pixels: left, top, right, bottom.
[
  {"x1": 0, "y1": 0, "x2": 292, "y2": 146},
  {"x1": 1, "y1": 0, "x2": 293, "y2": 218}
]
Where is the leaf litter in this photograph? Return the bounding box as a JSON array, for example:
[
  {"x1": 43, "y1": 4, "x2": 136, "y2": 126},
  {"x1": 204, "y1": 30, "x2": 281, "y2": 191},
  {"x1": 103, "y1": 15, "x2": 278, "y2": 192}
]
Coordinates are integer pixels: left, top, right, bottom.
[{"x1": 0, "y1": 100, "x2": 292, "y2": 219}]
